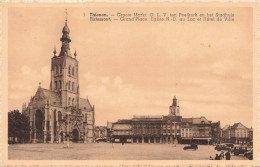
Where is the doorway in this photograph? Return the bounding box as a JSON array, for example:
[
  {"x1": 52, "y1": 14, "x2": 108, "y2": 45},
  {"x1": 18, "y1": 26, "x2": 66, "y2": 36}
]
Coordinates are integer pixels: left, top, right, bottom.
[{"x1": 72, "y1": 129, "x2": 79, "y2": 142}]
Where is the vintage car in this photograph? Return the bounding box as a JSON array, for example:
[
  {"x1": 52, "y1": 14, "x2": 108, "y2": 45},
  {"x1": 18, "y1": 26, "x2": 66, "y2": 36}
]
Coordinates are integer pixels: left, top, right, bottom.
[
  {"x1": 214, "y1": 144, "x2": 232, "y2": 151},
  {"x1": 96, "y1": 138, "x2": 107, "y2": 142},
  {"x1": 244, "y1": 148, "x2": 253, "y2": 160},
  {"x1": 183, "y1": 144, "x2": 198, "y2": 150},
  {"x1": 246, "y1": 151, "x2": 253, "y2": 160},
  {"x1": 225, "y1": 143, "x2": 234, "y2": 148},
  {"x1": 231, "y1": 146, "x2": 251, "y2": 155}
]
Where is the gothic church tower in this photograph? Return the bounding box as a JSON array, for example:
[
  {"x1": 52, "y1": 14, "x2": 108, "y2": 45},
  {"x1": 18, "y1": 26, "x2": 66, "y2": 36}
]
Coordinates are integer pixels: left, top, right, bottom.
[
  {"x1": 22, "y1": 11, "x2": 95, "y2": 143},
  {"x1": 50, "y1": 19, "x2": 80, "y2": 112}
]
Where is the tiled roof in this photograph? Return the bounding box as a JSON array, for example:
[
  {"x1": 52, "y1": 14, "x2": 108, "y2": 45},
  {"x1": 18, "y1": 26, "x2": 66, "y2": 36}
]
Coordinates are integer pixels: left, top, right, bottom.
[
  {"x1": 112, "y1": 124, "x2": 131, "y2": 130},
  {"x1": 117, "y1": 119, "x2": 132, "y2": 123},
  {"x1": 182, "y1": 118, "x2": 192, "y2": 122},
  {"x1": 192, "y1": 116, "x2": 210, "y2": 124},
  {"x1": 38, "y1": 87, "x2": 60, "y2": 104},
  {"x1": 107, "y1": 122, "x2": 113, "y2": 129},
  {"x1": 230, "y1": 122, "x2": 247, "y2": 129},
  {"x1": 133, "y1": 115, "x2": 163, "y2": 119},
  {"x1": 132, "y1": 115, "x2": 163, "y2": 122},
  {"x1": 222, "y1": 125, "x2": 230, "y2": 131},
  {"x1": 79, "y1": 98, "x2": 93, "y2": 111}
]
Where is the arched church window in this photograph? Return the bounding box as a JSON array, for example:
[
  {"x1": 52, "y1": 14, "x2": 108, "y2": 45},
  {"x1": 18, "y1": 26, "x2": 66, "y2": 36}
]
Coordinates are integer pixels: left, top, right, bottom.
[
  {"x1": 72, "y1": 67, "x2": 74, "y2": 76},
  {"x1": 58, "y1": 111, "x2": 62, "y2": 121},
  {"x1": 85, "y1": 113, "x2": 87, "y2": 121},
  {"x1": 68, "y1": 81, "x2": 71, "y2": 90},
  {"x1": 68, "y1": 97, "x2": 71, "y2": 106},
  {"x1": 59, "y1": 80, "x2": 62, "y2": 89},
  {"x1": 55, "y1": 81, "x2": 57, "y2": 90},
  {"x1": 72, "y1": 82, "x2": 74, "y2": 91},
  {"x1": 60, "y1": 64, "x2": 62, "y2": 73},
  {"x1": 56, "y1": 65, "x2": 59, "y2": 74},
  {"x1": 68, "y1": 65, "x2": 71, "y2": 75},
  {"x1": 72, "y1": 98, "x2": 74, "y2": 106},
  {"x1": 54, "y1": 110, "x2": 57, "y2": 121}
]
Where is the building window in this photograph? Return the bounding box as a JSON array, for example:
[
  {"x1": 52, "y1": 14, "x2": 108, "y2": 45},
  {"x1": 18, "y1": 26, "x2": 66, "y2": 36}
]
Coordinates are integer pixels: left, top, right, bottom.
[
  {"x1": 72, "y1": 67, "x2": 74, "y2": 76},
  {"x1": 60, "y1": 64, "x2": 62, "y2": 73},
  {"x1": 68, "y1": 65, "x2": 71, "y2": 75},
  {"x1": 55, "y1": 81, "x2": 57, "y2": 90},
  {"x1": 68, "y1": 97, "x2": 71, "y2": 106},
  {"x1": 72, "y1": 82, "x2": 74, "y2": 91},
  {"x1": 68, "y1": 81, "x2": 71, "y2": 90},
  {"x1": 55, "y1": 65, "x2": 58, "y2": 74},
  {"x1": 72, "y1": 98, "x2": 74, "y2": 106},
  {"x1": 59, "y1": 80, "x2": 61, "y2": 89},
  {"x1": 58, "y1": 111, "x2": 62, "y2": 121}
]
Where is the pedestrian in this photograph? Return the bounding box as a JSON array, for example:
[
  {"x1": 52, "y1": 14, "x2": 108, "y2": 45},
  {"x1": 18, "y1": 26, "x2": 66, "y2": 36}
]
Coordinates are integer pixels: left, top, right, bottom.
[
  {"x1": 225, "y1": 151, "x2": 231, "y2": 160},
  {"x1": 215, "y1": 154, "x2": 220, "y2": 160},
  {"x1": 220, "y1": 151, "x2": 225, "y2": 159},
  {"x1": 210, "y1": 156, "x2": 213, "y2": 160}
]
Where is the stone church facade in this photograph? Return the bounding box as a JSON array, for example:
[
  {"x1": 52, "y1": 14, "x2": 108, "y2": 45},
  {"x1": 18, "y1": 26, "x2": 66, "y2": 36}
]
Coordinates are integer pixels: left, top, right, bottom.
[{"x1": 22, "y1": 19, "x2": 95, "y2": 143}]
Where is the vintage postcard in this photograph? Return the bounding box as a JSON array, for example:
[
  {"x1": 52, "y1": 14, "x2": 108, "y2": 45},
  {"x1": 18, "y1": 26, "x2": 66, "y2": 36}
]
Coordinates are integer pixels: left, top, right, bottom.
[{"x1": 1, "y1": 1, "x2": 259, "y2": 166}]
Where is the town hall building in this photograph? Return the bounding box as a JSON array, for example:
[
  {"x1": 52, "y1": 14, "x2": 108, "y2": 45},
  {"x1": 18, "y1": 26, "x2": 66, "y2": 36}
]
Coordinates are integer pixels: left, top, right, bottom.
[{"x1": 22, "y1": 17, "x2": 95, "y2": 143}]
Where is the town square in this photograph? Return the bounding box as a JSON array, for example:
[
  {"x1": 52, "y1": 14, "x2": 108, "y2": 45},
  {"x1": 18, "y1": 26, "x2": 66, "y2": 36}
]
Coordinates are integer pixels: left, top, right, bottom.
[
  {"x1": 8, "y1": 143, "x2": 248, "y2": 160},
  {"x1": 6, "y1": 7, "x2": 254, "y2": 161}
]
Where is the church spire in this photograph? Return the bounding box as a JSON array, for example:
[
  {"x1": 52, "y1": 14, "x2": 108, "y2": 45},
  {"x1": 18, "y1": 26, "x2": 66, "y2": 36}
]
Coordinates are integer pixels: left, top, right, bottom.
[
  {"x1": 65, "y1": 8, "x2": 68, "y2": 25},
  {"x1": 74, "y1": 48, "x2": 77, "y2": 58},
  {"x1": 59, "y1": 9, "x2": 71, "y2": 57},
  {"x1": 53, "y1": 46, "x2": 57, "y2": 56}
]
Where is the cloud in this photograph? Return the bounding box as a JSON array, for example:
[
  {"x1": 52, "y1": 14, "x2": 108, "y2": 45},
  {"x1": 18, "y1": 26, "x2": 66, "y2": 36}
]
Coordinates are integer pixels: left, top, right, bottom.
[
  {"x1": 114, "y1": 76, "x2": 123, "y2": 89},
  {"x1": 100, "y1": 76, "x2": 110, "y2": 84},
  {"x1": 9, "y1": 65, "x2": 50, "y2": 101}
]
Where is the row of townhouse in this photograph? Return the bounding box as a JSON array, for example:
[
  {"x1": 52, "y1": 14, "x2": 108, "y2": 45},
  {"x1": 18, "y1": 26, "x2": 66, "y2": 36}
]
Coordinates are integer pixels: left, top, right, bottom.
[
  {"x1": 102, "y1": 97, "x2": 252, "y2": 145},
  {"x1": 221, "y1": 122, "x2": 253, "y2": 144},
  {"x1": 105, "y1": 96, "x2": 221, "y2": 144},
  {"x1": 107, "y1": 116, "x2": 220, "y2": 144}
]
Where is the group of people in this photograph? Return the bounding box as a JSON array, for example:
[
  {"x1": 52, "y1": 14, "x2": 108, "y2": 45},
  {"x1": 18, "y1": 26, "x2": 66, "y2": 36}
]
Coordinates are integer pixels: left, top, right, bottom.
[{"x1": 210, "y1": 151, "x2": 231, "y2": 160}]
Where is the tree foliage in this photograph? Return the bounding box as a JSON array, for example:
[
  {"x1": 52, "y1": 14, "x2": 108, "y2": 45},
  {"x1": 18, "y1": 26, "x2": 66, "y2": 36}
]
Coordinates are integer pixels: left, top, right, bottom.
[{"x1": 8, "y1": 110, "x2": 30, "y2": 143}]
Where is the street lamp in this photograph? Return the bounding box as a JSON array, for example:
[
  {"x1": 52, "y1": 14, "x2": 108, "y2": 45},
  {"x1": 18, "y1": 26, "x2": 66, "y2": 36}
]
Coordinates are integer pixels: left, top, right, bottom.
[{"x1": 64, "y1": 112, "x2": 70, "y2": 148}]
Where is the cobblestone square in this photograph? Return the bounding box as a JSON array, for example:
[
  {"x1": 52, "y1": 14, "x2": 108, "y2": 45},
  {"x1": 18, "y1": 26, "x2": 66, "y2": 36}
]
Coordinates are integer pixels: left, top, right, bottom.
[{"x1": 8, "y1": 143, "x2": 249, "y2": 160}]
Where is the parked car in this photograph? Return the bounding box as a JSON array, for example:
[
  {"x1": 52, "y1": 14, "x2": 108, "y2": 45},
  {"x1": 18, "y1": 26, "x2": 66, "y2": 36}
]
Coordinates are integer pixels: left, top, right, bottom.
[
  {"x1": 215, "y1": 144, "x2": 231, "y2": 151},
  {"x1": 231, "y1": 146, "x2": 251, "y2": 155},
  {"x1": 246, "y1": 151, "x2": 253, "y2": 160},
  {"x1": 244, "y1": 148, "x2": 253, "y2": 160},
  {"x1": 225, "y1": 143, "x2": 234, "y2": 148},
  {"x1": 244, "y1": 150, "x2": 252, "y2": 156},
  {"x1": 96, "y1": 138, "x2": 107, "y2": 142},
  {"x1": 183, "y1": 144, "x2": 198, "y2": 150}
]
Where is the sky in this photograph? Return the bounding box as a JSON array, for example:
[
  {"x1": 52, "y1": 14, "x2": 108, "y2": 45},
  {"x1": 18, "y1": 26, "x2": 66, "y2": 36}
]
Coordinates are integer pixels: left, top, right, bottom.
[{"x1": 8, "y1": 7, "x2": 253, "y2": 127}]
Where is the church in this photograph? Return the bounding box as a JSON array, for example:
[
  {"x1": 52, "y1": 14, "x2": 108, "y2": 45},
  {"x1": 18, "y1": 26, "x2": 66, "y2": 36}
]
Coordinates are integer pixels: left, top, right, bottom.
[{"x1": 22, "y1": 17, "x2": 95, "y2": 143}]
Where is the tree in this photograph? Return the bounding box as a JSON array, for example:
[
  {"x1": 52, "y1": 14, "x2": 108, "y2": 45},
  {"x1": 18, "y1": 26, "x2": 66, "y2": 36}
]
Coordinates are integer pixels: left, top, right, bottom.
[{"x1": 8, "y1": 110, "x2": 30, "y2": 143}]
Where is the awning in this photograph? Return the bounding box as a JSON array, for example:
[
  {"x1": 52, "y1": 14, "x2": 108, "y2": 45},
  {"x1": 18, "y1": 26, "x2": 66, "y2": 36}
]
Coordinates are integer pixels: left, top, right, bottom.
[{"x1": 182, "y1": 138, "x2": 211, "y2": 140}]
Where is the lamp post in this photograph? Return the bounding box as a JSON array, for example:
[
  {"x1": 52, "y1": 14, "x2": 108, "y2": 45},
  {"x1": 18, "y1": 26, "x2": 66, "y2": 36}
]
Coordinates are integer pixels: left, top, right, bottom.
[{"x1": 66, "y1": 113, "x2": 70, "y2": 148}]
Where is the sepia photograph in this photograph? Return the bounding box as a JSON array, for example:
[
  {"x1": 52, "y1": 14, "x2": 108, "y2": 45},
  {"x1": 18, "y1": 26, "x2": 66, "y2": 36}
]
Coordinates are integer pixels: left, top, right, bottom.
[{"x1": 1, "y1": 3, "x2": 258, "y2": 165}]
